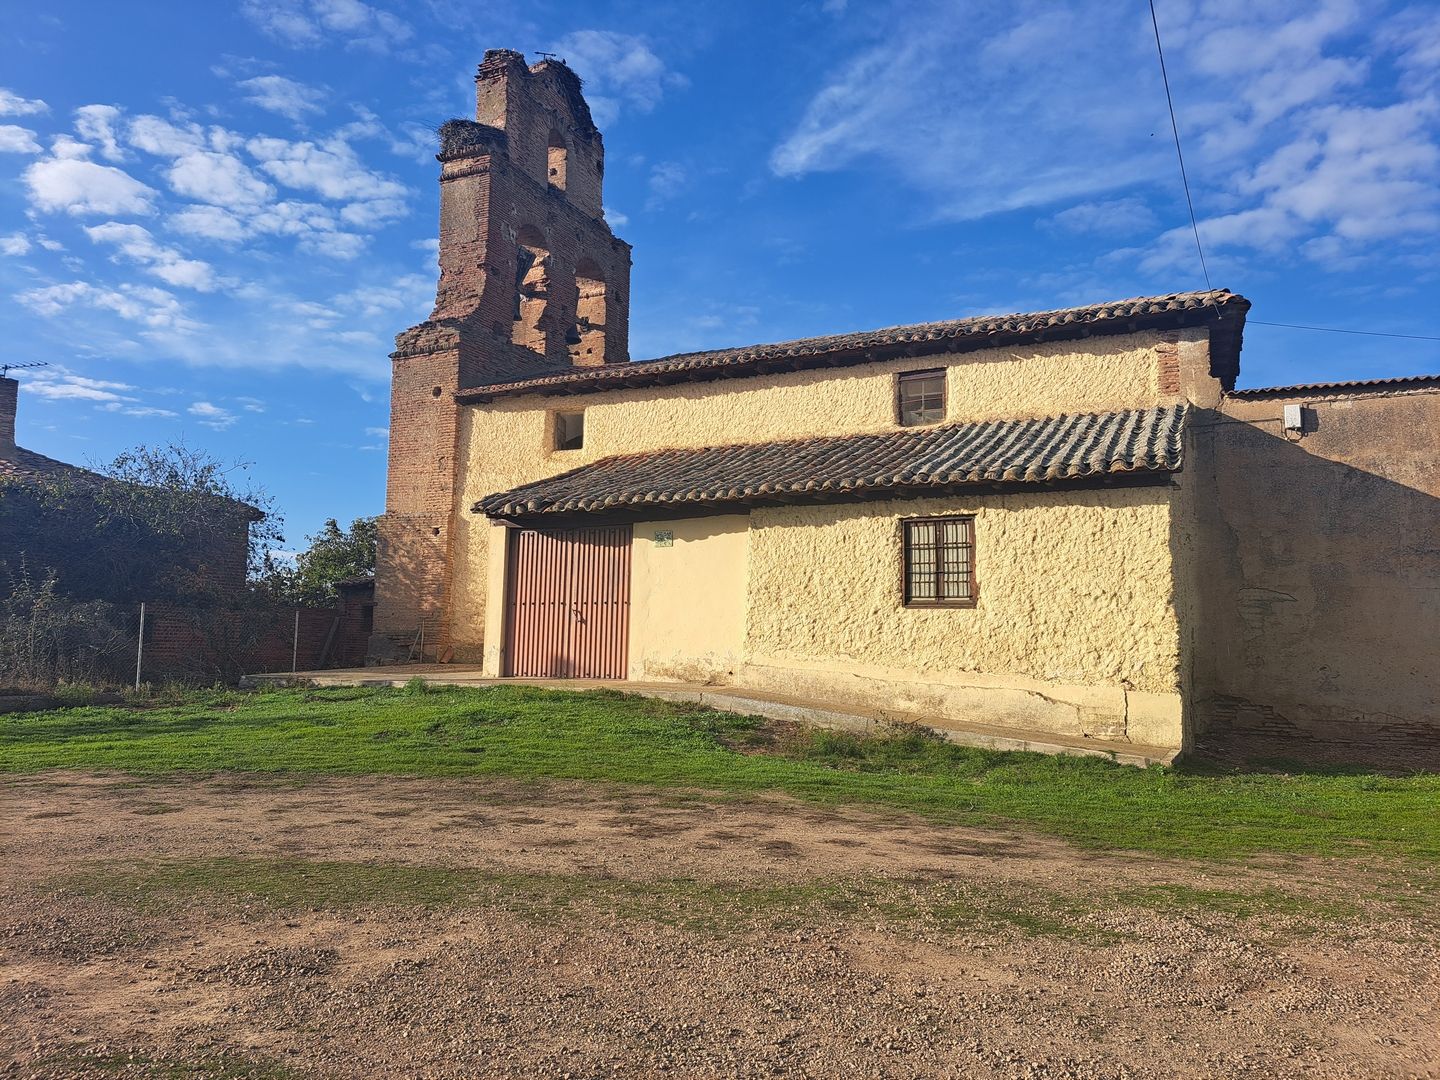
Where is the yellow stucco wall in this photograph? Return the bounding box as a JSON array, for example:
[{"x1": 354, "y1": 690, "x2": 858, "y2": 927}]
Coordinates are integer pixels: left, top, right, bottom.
[
  {"x1": 451, "y1": 328, "x2": 1199, "y2": 746},
  {"x1": 739, "y1": 490, "x2": 1183, "y2": 746},
  {"x1": 628, "y1": 515, "x2": 749, "y2": 684},
  {"x1": 452, "y1": 330, "x2": 1186, "y2": 650}
]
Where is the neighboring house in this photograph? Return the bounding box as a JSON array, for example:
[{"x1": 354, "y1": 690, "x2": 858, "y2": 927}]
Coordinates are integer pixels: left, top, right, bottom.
[
  {"x1": 1, "y1": 376, "x2": 376, "y2": 678},
  {"x1": 0, "y1": 374, "x2": 255, "y2": 599},
  {"x1": 372, "y1": 50, "x2": 1440, "y2": 765}
]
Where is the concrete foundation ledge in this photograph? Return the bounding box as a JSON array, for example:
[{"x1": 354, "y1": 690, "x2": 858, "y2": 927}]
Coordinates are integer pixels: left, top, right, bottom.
[{"x1": 241, "y1": 667, "x2": 1177, "y2": 768}]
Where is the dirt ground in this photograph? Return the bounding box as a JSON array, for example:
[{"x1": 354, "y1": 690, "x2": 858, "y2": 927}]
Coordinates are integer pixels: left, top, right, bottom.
[{"x1": 3, "y1": 771, "x2": 1437, "y2": 1080}]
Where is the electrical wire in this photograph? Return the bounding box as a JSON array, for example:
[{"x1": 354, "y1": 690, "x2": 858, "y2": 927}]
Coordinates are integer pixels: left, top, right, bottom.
[
  {"x1": 1248, "y1": 321, "x2": 1440, "y2": 343},
  {"x1": 1147, "y1": 0, "x2": 1212, "y2": 295},
  {"x1": 1144, "y1": 3, "x2": 1439, "y2": 348}
]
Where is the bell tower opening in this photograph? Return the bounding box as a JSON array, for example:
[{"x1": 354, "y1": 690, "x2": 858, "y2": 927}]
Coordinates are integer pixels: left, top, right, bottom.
[
  {"x1": 568, "y1": 258, "x2": 607, "y2": 366},
  {"x1": 512, "y1": 225, "x2": 550, "y2": 355},
  {"x1": 547, "y1": 129, "x2": 568, "y2": 193}
]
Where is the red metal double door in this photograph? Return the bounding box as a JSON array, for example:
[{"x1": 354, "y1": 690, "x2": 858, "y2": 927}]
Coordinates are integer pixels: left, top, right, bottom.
[{"x1": 503, "y1": 525, "x2": 632, "y2": 679}]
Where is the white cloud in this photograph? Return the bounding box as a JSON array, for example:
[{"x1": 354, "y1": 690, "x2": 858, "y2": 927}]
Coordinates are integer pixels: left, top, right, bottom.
[
  {"x1": 0, "y1": 89, "x2": 48, "y2": 116},
  {"x1": 239, "y1": 75, "x2": 327, "y2": 121},
  {"x1": 1048, "y1": 197, "x2": 1159, "y2": 237},
  {"x1": 127, "y1": 115, "x2": 207, "y2": 157},
  {"x1": 386, "y1": 120, "x2": 434, "y2": 162},
  {"x1": 771, "y1": 4, "x2": 1166, "y2": 220},
  {"x1": 647, "y1": 162, "x2": 687, "y2": 207},
  {"x1": 74, "y1": 105, "x2": 125, "y2": 161},
  {"x1": 169, "y1": 204, "x2": 249, "y2": 242},
  {"x1": 771, "y1": 0, "x2": 1440, "y2": 275},
  {"x1": 338, "y1": 274, "x2": 429, "y2": 317},
  {"x1": 0, "y1": 125, "x2": 41, "y2": 154},
  {"x1": 241, "y1": 0, "x2": 413, "y2": 53},
  {"x1": 23, "y1": 153, "x2": 158, "y2": 216},
  {"x1": 167, "y1": 149, "x2": 275, "y2": 208},
  {"x1": 124, "y1": 117, "x2": 278, "y2": 208},
  {"x1": 83, "y1": 222, "x2": 218, "y2": 291},
  {"x1": 551, "y1": 31, "x2": 686, "y2": 127},
  {"x1": 299, "y1": 230, "x2": 367, "y2": 259},
  {"x1": 188, "y1": 400, "x2": 236, "y2": 429},
  {"x1": 24, "y1": 370, "x2": 136, "y2": 403},
  {"x1": 246, "y1": 133, "x2": 407, "y2": 227},
  {"x1": 364, "y1": 425, "x2": 388, "y2": 438},
  {"x1": 246, "y1": 134, "x2": 406, "y2": 202},
  {"x1": 18, "y1": 280, "x2": 200, "y2": 331},
  {"x1": 100, "y1": 402, "x2": 180, "y2": 418},
  {"x1": 0, "y1": 233, "x2": 31, "y2": 256}
]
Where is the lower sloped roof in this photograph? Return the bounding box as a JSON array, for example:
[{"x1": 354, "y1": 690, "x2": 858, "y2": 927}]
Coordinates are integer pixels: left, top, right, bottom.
[{"x1": 477, "y1": 405, "x2": 1187, "y2": 519}]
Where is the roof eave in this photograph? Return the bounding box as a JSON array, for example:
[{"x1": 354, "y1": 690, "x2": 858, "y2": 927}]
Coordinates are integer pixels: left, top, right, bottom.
[
  {"x1": 457, "y1": 297, "x2": 1249, "y2": 404},
  {"x1": 473, "y1": 466, "x2": 1181, "y2": 522}
]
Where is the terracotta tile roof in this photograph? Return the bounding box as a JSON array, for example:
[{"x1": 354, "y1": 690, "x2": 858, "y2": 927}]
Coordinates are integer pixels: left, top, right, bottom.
[
  {"x1": 1227, "y1": 374, "x2": 1440, "y2": 399},
  {"x1": 0, "y1": 445, "x2": 263, "y2": 519},
  {"x1": 477, "y1": 405, "x2": 1188, "y2": 519},
  {"x1": 0, "y1": 445, "x2": 101, "y2": 485},
  {"x1": 458, "y1": 290, "x2": 1249, "y2": 402}
]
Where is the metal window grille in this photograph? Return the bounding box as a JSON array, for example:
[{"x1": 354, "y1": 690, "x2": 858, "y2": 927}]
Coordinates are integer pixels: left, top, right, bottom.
[
  {"x1": 555, "y1": 410, "x2": 585, "y2": 451},
  {"x1": 903, "y1": 516, "x2": 976, "y2": 607},
  {"x1": 897, "y1": 370, "x2": 946, "y2": 426}
]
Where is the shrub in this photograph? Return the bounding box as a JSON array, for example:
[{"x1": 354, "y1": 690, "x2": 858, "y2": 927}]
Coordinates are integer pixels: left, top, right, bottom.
[{"x1": 0, "y1": 566, "x2": 131, "y2": 689}]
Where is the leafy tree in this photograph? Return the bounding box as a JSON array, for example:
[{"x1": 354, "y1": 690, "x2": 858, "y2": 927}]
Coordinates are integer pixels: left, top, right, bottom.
[{"x1": 261, "y1": 517, "x2": 377, "y2": 607}]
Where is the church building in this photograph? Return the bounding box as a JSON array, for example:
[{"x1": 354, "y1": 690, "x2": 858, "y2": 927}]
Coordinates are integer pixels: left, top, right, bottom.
[{"x1": 371, "y1": 51, "x2": 1440, "y2": 766}]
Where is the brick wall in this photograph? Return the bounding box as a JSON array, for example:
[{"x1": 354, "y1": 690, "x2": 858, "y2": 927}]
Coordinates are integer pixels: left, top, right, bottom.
[
  {"x1": 142, "y1": 596, "x2": 371, "y2": 681},
  {"x1": 371, "y1": 50, "x2": 629, "y2": 661}
]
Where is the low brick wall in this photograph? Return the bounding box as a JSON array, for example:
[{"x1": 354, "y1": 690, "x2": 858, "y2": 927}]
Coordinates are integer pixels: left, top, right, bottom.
[{"x1": 140, "y1": 600, "x2": 370, "y2": 683}]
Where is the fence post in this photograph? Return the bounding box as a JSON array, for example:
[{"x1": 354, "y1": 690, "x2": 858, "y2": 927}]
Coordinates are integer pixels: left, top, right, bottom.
[
  {"x1": 291, "y1": 608, "x2": 300, "y2": 674},
  {"x1": 134, "y1": 602, "x2": 145, "y2": 692}
]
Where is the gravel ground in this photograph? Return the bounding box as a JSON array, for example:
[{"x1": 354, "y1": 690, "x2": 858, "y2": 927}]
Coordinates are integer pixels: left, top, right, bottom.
[{"x1": 2, "y1": 771, "x2": 1437, "y2": 1079}]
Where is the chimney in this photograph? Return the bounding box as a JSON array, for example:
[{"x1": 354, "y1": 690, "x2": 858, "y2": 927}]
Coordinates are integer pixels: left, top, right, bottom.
[{"x1": 0, "y1": 377, "x2": 16, "y2": 451}]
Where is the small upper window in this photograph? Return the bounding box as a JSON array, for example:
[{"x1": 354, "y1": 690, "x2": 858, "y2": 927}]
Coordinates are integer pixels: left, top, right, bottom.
[
  {"x1": 898, "y1": 369, "x2": 946, "y2": 427},
  {"x1": 554, "y1": 411, "x2": 584, "y2": 451},
  {"x1": 547, "y1": 130, "x2": 568, "y2": 192},
  {"x1": 902, "y1": 516, "x2": 976, "y2": 607}
]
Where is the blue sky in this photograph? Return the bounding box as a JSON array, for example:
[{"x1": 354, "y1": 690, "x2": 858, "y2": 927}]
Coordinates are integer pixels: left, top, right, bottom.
[{"x1": 2, "y1": 0, "x2": 1437, "y2": 551}]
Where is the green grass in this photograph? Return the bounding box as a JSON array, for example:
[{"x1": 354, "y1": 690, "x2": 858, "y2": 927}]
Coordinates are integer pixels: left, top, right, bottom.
[
  {"x1": 49, "y1": 856, "x2": 1102, "y2": 941},
  {"x1": 1116, "y1": 883, "x2": 1356, "y2": 922},
  {"x1": 4, "y1": 683, "x2": 1440, "y2": 861},
  {"x1": 60, "y1": 855, "x2": 1368, "y2": 941}
]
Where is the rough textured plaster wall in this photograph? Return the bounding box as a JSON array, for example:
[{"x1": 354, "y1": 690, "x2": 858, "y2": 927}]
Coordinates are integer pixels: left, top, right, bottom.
[
  {"x1": 744, "y1": 490, "x2": 1180, "y2": 695},
  {"x1": 1192, "y1": 390, "x2": 1440, "y2": 761},
  {"x1": 449, "y1": 333, "x2": 1177, "y2": 650}
]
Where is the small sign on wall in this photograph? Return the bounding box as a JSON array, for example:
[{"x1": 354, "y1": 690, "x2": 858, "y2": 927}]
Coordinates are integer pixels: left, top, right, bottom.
[{"x1": 652, "y1": 530, "x2": 673, "y2": 547}]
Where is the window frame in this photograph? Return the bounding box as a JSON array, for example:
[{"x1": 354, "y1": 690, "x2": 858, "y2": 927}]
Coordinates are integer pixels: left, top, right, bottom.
[
  {"x1": 553, "y1": 410, "x2": 585, "y2": 452},
  {"x1": 901, "y1": 515, "x2": 978, "y2": 609},
  {"x1": 895, "y1": 368, "x2": 947, "y2": 428}
]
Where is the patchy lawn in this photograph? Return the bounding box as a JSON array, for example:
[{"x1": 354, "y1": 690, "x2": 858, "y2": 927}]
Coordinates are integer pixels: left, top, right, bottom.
[
  {"x1": 2, "y1": 683, "x2": 1438, "y2": 860},
  {"x1": 4, "y1": 770, "x2": 1438, "y2": 1080}
]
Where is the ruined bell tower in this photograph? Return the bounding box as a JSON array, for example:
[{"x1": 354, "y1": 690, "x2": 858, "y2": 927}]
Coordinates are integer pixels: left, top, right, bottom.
[{"x1": 370, "y1": 50, "x2": 632, "y2": 661}]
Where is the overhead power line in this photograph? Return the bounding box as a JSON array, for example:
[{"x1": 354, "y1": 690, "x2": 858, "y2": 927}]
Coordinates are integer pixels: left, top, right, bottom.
[
  {"x1": 1248, "y1": 321, "x2": 1440, "y2": 343},
  {"x1": 1147, "y1": 0, "x2": 1212, "y2": 295},
  {"x1": 1143, "y1": 4, "x2": 1438, "y2": 348}
]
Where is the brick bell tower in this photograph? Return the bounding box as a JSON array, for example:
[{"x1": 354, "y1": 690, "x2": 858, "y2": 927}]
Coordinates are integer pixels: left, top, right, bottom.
[{"x1": 370, "y1": 50, "x2": 632, "y2": 662}]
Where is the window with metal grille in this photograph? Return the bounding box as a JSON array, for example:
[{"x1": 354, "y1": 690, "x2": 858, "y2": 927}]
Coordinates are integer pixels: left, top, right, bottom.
[
  {"x1": 902, "y1": 516, "x2": 976, "y2": 607},
  {"x1": 554, "y1": 411, "x2": 584, "y2": 451},
  {"x1": 897, "y1": 369, "x2": 946, "y2": 427}
]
